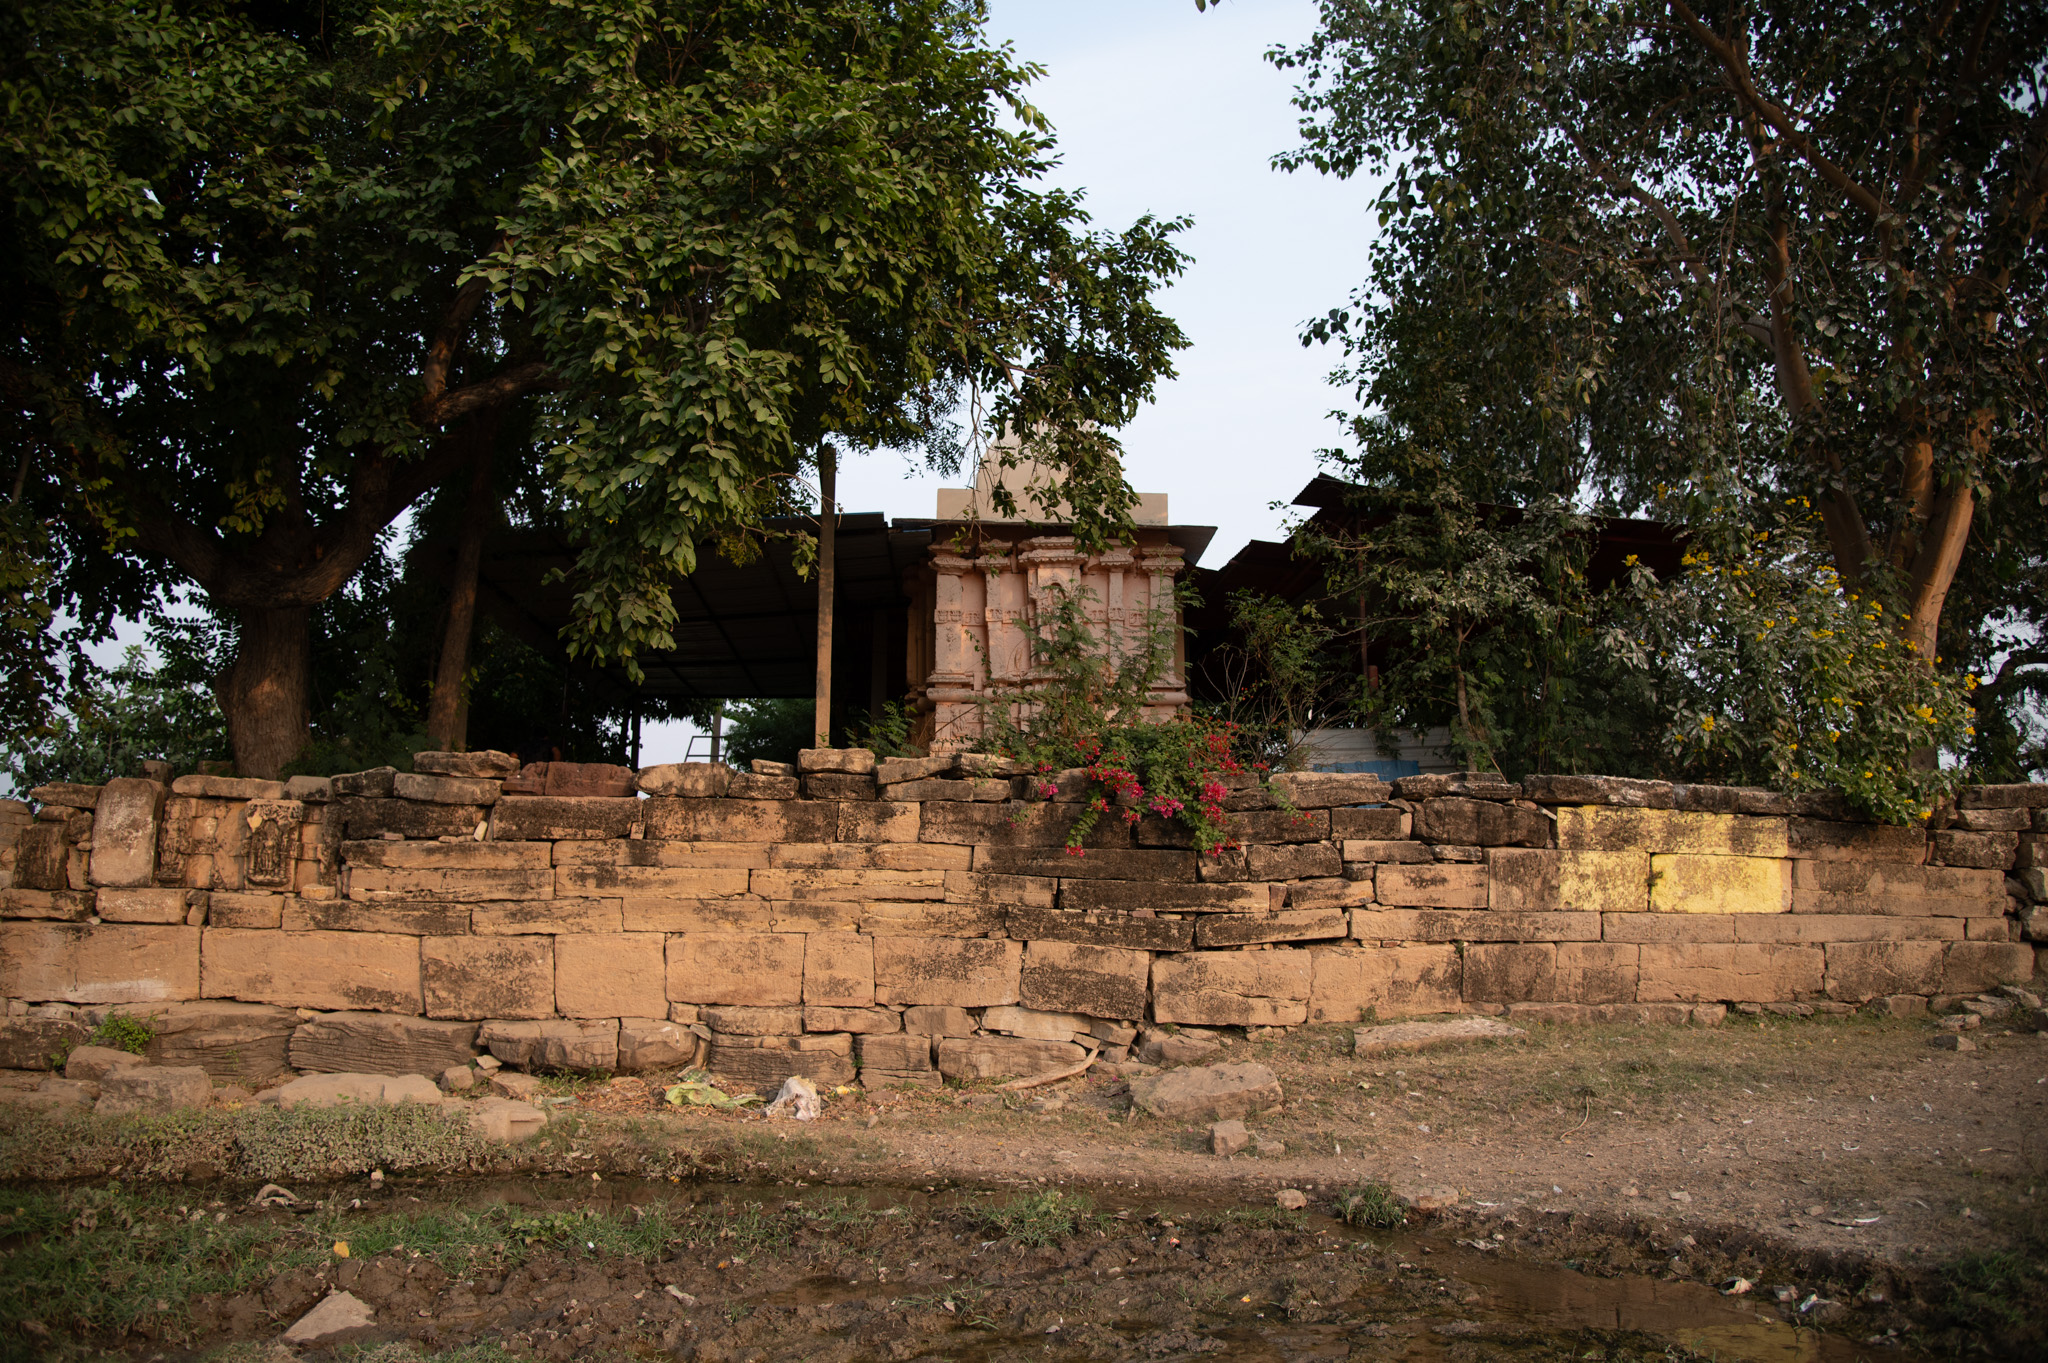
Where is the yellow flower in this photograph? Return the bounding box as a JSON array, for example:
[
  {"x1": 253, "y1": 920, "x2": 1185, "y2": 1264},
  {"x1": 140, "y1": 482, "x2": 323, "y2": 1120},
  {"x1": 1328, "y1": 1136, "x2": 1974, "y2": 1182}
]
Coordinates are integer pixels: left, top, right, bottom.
[
  {"x1": 1701, "y1": 716, "x2": 1716, "y2": 731},
  {"x1": 1863, "y1": 771, "x2": 1873, "y2": 779},
  {"x1": 1915, "y1": 706, "x2": 1933, "y2": 721}
]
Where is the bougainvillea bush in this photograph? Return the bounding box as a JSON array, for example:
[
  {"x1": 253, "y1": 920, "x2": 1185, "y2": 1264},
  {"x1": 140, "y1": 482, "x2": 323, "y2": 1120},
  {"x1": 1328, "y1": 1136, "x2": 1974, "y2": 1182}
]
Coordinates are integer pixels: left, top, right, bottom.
[{"x1": 972, "y1": 583, "x2": 1271, "y2": 854}]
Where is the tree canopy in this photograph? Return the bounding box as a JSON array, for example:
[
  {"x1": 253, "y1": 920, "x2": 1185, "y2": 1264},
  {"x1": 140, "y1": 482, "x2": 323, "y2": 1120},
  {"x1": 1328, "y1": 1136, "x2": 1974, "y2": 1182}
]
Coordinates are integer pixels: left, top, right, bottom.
[
  {"x1": 3, "y1": 0, "x2": 1188, "y2": 775},
  {"x1": 1262, "y1": 0, "x2": 2047, "y2": 790}
]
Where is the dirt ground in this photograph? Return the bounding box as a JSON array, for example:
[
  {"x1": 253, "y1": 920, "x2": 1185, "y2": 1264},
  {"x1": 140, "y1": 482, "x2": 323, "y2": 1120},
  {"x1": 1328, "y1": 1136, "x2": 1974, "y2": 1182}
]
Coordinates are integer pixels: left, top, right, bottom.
[
  {"x1": 573, "y1": 1012, "x2": 2048, "y2": 1272},
  {"x1": 6, "y1": 1011, "x2": 2045, "y2": 1362}
]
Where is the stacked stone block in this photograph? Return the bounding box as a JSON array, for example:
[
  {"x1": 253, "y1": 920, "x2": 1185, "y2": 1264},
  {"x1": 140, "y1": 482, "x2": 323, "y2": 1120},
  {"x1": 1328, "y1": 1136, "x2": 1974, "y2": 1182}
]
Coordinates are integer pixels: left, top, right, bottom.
[{"x1": 1, "y1": 755, "x2": 2039, "y2": 1085}]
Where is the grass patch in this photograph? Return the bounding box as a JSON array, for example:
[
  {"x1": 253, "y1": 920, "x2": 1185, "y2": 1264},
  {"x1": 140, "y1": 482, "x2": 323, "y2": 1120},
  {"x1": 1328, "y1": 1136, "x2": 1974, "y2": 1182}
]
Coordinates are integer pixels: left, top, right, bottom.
[
  {"x1": 0, "y1": 1185, "x2": 700, "y2": 1355},
  {"x1": 1930, "y1": 1245, "x2": 2048, "y2": 1344},
  {"x1": 1333, "y1": 1182, "x2": 1404, "y2": 1230},
  {"x1": 0, "y1": 1184, "x2": 324, "y2": 1360},
  {"x1": 969, "y1": 1190, "x2": 1095, "y2": 1247}
]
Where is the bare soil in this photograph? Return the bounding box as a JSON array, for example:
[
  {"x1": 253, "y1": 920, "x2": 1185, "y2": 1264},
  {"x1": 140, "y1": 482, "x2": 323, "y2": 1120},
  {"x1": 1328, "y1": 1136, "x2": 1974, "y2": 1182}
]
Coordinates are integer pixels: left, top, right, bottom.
[
  {"x1": 550, "y1": 1013, "x2": 2046, "y2": 1272},
  {"x1": 7, "y1": 1011, "x2": 2044, "y2": 1362}
]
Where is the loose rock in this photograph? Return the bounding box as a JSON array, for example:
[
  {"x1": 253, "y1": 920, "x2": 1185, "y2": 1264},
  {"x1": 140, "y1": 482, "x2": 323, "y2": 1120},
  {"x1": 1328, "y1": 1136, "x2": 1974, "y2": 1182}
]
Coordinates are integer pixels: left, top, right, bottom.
[
  {"x1": 282, "y1": 1291, "x2": 375, "y2": 1344},
  {"x1": 1353, "y1": 1016, "x2": 1526, "y2": 1056},
  {"x1": 1127, "y1": 1062, "x2": 1282, "y2": 1123},
  {"x1": 1274, "y1": 1188, "x2": 1309, "y2": 1210},
  {"x1": 63, "y1": 1044, "x2": 146, "y2": 1082},
  {"x1": 467, "y1": 1097, "x2": 547, "y2": 1144},
  {"x1": 1210, "y1": 1119, "x2": 1249, "y2": 1156},
  {"x1": 94, "y1": 1065, "x2": 212, "y2": 1116}
]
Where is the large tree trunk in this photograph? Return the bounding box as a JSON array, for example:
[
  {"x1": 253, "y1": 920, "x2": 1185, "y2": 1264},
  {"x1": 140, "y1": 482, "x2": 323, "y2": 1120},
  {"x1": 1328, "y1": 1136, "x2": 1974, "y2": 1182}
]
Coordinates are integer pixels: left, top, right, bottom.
[
  {"x1": 425, "y1": 441, "x2": 497, "y2": 751},
  {"x1": 217, "y1": 605, "x2": 312, "y2": 779}
]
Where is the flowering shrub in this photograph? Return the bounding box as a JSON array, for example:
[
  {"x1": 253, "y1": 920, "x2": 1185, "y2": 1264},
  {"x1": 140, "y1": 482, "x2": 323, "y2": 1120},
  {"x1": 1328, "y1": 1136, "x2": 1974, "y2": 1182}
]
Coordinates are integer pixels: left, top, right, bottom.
[
  {"x1": 973, "y1": 581, "x2": 1273, "y2": 853},
  {"x1": 1621, "y1": 498, "x2": 1974, "y2": 824}
]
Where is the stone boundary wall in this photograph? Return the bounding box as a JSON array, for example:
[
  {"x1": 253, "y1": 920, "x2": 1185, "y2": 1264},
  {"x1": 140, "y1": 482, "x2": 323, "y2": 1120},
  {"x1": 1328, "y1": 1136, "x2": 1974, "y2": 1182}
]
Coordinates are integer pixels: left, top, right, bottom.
[{"x1": 2, "y1": 754, "x2": 2041, "y2": 1090}]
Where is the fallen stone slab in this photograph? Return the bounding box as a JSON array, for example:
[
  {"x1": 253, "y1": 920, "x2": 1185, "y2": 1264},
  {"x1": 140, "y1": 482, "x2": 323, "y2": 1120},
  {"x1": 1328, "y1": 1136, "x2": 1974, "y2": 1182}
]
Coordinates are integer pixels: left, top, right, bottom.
[
  {"x1": 283, "y1": 1291, "x2": 375, "y2": 1344},
  {"x1": 133, "y1": 1001, "x2": 297, "y2": 1083},
  {"x1": 1127, "y1": 1062, "x2": 1282, "y2": 1123},
  {"x1": 95, "y1": 1065, "x2": 212, "y2": 1116},
  {"x1": 290, "y1": 1012, "x2": 480, "y2": 1076},
  {"x1": 1353, "y1": 1016, "x2": 1526, "y2": 1056},
  {"x1": 64, "y1": 1044, "x2": 147, "y2": 1082},
  {"x1": 1135, "y1": 1028, "x2": 1221, "y2": 1067},
  {"x1": 467, "y1": 1096, "x2": 547, "y2": 1144},
  {"x1": 270, "y1": 1072, "x2": 444, "y2": 1110}
]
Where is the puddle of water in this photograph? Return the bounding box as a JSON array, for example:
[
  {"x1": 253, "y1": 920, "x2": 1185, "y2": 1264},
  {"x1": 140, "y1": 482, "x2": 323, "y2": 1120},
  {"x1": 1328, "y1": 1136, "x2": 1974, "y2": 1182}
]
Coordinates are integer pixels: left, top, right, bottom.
[{"x1": 321, "y1": 1176, "x2": 1907, "y2": 1363}]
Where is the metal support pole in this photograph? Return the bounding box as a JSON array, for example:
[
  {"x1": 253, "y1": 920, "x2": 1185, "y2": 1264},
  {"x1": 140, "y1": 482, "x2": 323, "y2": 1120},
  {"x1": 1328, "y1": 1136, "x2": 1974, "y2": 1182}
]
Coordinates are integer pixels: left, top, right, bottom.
[{"x1": 814, "y1": 443, "x2": 837, "y2": 749}]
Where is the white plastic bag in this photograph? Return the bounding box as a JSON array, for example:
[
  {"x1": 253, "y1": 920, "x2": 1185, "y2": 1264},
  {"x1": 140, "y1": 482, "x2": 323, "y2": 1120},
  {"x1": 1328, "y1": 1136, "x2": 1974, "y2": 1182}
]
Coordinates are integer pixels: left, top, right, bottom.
[{"x1": 763, "y1": 1075, "x2": 821, "y2": 1120}]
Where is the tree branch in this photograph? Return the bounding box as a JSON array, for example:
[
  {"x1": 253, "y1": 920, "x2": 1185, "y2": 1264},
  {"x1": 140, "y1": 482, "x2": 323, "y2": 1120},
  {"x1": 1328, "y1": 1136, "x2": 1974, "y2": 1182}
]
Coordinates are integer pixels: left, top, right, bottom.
[
  {"x1": 413, "y1": 360, "x2": 555, "y2": 429},
  {"x1": 1549, "y1": 112, "x2": 1774, "y2": 346},
  {"x1": 1668, "y1": 0, "x2": 1889, "y2": 222}
]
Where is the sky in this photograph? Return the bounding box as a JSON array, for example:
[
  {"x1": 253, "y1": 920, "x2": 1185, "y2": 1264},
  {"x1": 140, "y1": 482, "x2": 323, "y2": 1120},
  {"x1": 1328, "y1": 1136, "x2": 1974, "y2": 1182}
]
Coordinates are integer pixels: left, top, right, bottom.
[{"x1": 839, "y1": 0, "x2": 1373, "y2": 561}]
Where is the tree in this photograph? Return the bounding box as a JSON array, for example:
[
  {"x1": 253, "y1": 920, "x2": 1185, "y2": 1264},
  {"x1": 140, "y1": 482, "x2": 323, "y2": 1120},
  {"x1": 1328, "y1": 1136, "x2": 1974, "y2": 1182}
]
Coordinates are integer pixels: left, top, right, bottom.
[
  {"x1": 4, "y1": 0, "x2": 1188, "y2": 776},
  {"x1": 1256, "y1": 0, "x2": 2048, "y2": 779}
]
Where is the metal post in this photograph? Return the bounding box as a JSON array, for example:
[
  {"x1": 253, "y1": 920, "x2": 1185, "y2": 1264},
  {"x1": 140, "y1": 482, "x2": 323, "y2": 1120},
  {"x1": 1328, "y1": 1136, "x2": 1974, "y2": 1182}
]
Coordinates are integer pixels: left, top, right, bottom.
[
  {"x1": 710, "y1": 701, "x2": 724, "y2": 765},
  {"x1": 814, "y1": 443, "x2": 837, "y2": 749}
]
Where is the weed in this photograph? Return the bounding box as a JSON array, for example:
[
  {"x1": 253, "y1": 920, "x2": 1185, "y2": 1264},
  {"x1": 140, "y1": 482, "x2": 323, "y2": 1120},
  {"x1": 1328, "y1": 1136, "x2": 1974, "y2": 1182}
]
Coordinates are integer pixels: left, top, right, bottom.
[
  {"x1": 334, "y1": 1346, "x2": 531, "y2": 1363},
  {"x1": 87, "y1": 1013, "x2": 159, "y2": 1056},
  {"x1": 1934, "y1": 1247, "x2": 2047, "y2": 1338},
  {"x1": 1334, "y1": 1182, "x2": 1405, "y2": 1230},
  {"x1": 532, "y1": 1068, "x2": 613, "y2": 1094},
  {"x1": 970, "y1": 1190, "x2": 1094, "y2": 1247},
  {"x1": 1184, "y1": 1205, "x2": 1307, "y2": 1232}
]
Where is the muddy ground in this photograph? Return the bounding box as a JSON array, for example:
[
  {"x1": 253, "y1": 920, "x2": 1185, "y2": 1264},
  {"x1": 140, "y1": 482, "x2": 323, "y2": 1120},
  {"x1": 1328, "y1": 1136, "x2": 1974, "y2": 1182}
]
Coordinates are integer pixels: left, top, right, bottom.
[{"x1": 4, "y1": 1011, "x2": 2044, "y2": 1362}]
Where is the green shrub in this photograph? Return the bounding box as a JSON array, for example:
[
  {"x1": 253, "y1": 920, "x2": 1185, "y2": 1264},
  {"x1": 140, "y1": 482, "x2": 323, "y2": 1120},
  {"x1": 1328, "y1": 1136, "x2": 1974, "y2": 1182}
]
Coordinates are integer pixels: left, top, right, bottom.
[
  {"x1": 85, "y1": 1013, "x2": 158, "y2": 1056},
  {"x1": 1334, "y1": 1182, "x2": 1404, "y2": 1230}
]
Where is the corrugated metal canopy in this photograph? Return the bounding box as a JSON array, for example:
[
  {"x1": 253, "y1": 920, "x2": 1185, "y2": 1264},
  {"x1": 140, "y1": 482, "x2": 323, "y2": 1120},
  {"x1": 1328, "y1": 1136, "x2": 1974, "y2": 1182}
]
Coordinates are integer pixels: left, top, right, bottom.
[{"x1": 477, "y1": 515, "x2": 931, "y2": 701}]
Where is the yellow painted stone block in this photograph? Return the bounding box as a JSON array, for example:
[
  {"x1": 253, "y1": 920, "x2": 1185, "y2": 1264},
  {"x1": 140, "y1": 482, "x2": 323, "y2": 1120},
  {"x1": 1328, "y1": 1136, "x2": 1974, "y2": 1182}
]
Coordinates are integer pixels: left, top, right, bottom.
[
  {"x1": 1555, "y1": 806, "x2": 1789, "y2": 858},
  {"x1": 1649, "y1": 854, "x2": 1791, "y2": 914},
  {"x1": 1556, "y1": 850, "x2": 1651, "y2": 913}
]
